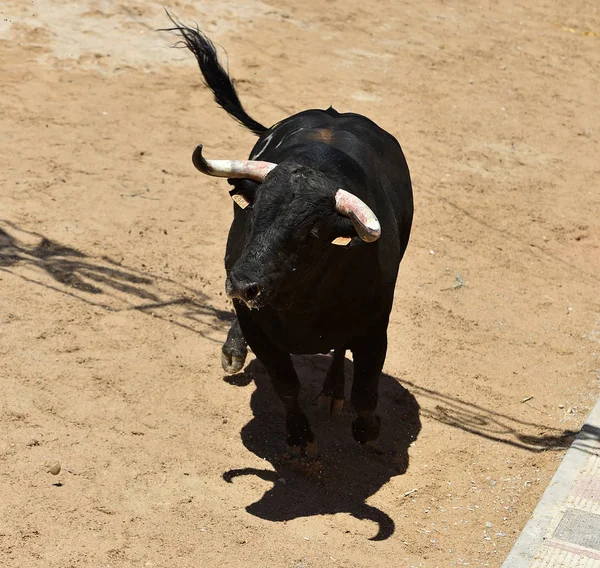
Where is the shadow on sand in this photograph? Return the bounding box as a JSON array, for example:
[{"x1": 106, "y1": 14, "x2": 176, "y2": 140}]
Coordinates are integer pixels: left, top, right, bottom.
[
  {"x1": 223, "y1": 355, "x2": 422, "y2": 541},
  {"x1": 0, "y1": 219, "x2": 233, "y2": 341},
  {"x1": 221, "y1": 357, "x2": 580, "y2": 540}
]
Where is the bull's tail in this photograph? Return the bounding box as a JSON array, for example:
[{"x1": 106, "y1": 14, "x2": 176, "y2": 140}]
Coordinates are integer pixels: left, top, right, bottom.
[{"x1": 162, "y1": 11, "x2": 268, "y2": 136}]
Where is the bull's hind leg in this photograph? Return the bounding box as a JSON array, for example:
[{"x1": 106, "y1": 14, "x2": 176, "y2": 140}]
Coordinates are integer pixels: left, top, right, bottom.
[
  {"x1": 318, "y1": 348, "x2": 346, "y2": 416},
  {"x1": 236, "y1": 307, "x2": 317, "y2": 456},
  {"x1": 349, "y1": 325, "x2": 387, "y2": 443},
  {"x1": 221, "y1": 318, "x2": 248, "y2": 374}
]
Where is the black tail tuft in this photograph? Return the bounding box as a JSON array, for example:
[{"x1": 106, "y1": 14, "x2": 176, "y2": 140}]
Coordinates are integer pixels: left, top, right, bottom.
[{"x1": 161, "y1": 11, "x2": 267, "y2": 136}]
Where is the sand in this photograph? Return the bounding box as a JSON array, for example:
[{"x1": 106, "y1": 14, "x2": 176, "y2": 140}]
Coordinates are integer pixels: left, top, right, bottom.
[{"x1": 1, "y1": 1, "x2": 599, "y2": 566}]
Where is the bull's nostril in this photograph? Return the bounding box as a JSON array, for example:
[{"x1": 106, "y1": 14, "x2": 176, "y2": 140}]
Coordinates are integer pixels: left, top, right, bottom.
[{"x1": 244, "y1": 284, "x2": 261, "y2": 302}]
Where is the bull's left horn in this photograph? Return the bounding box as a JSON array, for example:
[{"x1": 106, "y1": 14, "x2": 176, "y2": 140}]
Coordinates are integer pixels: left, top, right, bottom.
[
  {"x1": 192, "y1": 144, "x2": 277, "y2": 183},
  {"x1": 335, "y1": 189, "x2": 381, "y2": 243}
]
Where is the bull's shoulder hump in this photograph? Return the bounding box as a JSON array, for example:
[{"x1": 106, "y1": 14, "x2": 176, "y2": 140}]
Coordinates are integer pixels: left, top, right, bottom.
[
  {"x1": 249, "y1": 108, "x2": 403, "y2": 165},
  {"x1": 260, "y1": 108, "x2": 398, "y2": 142},
  {"x1": 250, "y1": 110, "x2": 333, "y2": 159}
]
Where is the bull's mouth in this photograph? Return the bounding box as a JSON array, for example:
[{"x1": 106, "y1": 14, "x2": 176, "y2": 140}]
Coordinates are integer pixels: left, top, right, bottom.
[{"x1": 235, "y1": 295, "x2": 266, "y2": 310}]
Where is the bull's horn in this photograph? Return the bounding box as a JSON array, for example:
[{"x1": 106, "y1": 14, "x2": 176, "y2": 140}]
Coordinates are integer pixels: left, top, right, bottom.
[
  {"x1": 192, "y1": 144, "x2": 277, "y2": 183},
  {"x1": 335, "y1": 189, "x2": 381, "y2": 243}
]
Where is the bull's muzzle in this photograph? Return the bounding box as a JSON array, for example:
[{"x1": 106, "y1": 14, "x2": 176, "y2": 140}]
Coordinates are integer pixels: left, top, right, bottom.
[{"x1": 226, "y1": 274, "x2": 263, "y2": 309}]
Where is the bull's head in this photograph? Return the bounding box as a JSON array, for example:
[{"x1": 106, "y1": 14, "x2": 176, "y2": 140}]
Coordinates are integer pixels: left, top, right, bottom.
[{"x1": 192, "y1": 145, "x2": 381, "y2": 309}]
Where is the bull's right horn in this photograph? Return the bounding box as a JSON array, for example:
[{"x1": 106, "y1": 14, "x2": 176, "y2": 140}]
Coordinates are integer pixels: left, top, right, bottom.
[
  {"x1": 335, "y1": 189, "x2": 381, "y2": 242},
  {"x1": 192, "y1": 144, "x2": 277, "y2": 183}
]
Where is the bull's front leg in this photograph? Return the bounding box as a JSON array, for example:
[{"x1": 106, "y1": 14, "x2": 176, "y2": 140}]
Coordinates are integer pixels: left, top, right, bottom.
[
  {"x1": 221, "y1": 317, "x2": 248, "y2": 374},
  {"x1": 349, "y1": 325, "x2": 387, "y2": 443},
  {"x1": 235, "y1": 305, "x2": 317, "y2": 456}
]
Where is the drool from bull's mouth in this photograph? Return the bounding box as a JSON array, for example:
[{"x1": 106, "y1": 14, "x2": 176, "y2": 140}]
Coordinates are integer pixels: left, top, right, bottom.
[{"x1": 165, "y1": 14, "x2": 413, "y2": 456}]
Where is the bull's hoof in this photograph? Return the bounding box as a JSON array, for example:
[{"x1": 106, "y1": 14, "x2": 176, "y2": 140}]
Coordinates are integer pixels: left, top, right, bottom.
[
  {"x1": 221, "y1": 346, "x2": 247, "y2": 374},
  {"x1": 289, "y1": 439, "x2": 319, "y2": 459},
  {"x1": 352, "y1": 413, "x2": 381, "y2": 444},
  {"x1": 318, "y1": 394, "x2": 344, "y2": 417}
]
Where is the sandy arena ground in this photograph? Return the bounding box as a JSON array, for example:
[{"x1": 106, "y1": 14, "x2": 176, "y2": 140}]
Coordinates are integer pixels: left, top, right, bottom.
[{"x1": 1, "y1": 1, "x2": 599, "y2": 566}]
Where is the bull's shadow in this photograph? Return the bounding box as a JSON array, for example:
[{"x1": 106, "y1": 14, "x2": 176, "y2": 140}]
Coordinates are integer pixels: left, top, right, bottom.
[{"x1": 223, "y1": 355, "x2": 421, "y2": 541}]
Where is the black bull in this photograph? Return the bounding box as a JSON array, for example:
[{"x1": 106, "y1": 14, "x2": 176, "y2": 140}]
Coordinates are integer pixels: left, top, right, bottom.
[{"x1": 166, "y1": 19, "x2": 414, "y2": 455}]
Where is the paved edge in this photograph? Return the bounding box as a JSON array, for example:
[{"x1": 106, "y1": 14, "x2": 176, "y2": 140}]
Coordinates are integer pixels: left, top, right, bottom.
[{"x1": 501, "y1": 397, "x2": 600, "y2": 567}]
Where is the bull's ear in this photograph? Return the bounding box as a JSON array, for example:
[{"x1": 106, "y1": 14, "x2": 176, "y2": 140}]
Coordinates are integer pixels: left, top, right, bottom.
[
  {"x1": 331, "y1": 217, "x2": 357, "y2": 246},
  {"x1": 228, "y1": 180, "x2": 258, "y2": 209},
  {"x1": 231, "y1": 193, "x2": 250, "y2": 209}
]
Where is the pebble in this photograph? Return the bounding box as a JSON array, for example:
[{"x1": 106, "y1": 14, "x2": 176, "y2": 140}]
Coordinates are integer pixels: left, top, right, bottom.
[{"x1": 47, "y1": 462, "x2": 61, "y2": 475}]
